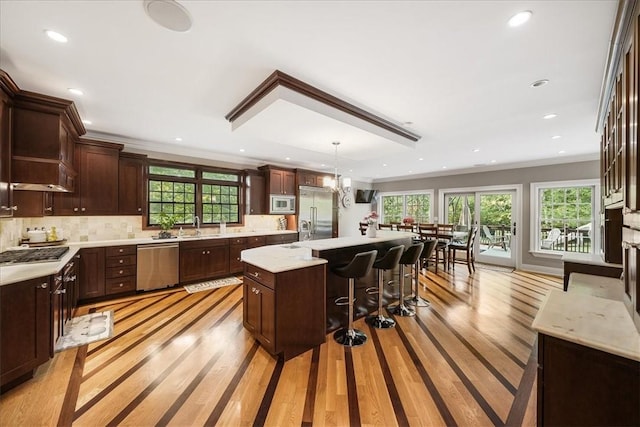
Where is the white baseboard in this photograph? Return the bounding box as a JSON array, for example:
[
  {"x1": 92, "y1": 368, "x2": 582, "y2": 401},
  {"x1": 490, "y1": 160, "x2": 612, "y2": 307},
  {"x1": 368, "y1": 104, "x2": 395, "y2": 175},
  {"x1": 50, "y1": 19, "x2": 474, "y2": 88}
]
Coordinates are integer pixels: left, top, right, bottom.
[{"x1": 518, "y1": 263, "x2": 563, "y2": 277}]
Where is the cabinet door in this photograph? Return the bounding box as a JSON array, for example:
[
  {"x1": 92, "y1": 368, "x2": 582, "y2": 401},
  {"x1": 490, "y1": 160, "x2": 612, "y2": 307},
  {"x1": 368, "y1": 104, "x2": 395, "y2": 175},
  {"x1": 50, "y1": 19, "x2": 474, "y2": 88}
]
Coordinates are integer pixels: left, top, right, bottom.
[
  {"x1": 12, "y1": 191, "x2": 51, "y2": 217},
  {"x1": 247, "y1": 173, "x2": 265, "y2": 214},
  {"x1": 119, "y1": 155, "x2": 146, "y2": 215},
  {"x1": 299, "y1": 172, "x2": 317, "y2": 187},
  {"x1": 78, "y1": 247, "x2": 106, "y2": 300},
  {"x1": 243, "y1": 276, "x2": 275, "y2": 351},
  {"x1": 78, "y1": 144, "x2": 119, "y2": 215},
  {"x1": 229, "y1": 244, "x2": 246, "y2": 273},
  {"x1": 53, "y1": 187, "x2": 79, "y2": 215},
  {"x1": 1, "y1": 277, "x2": 51, "y2": 387},
  {"x1": 206, "y1": 245, "x2": 230, "y2": 278},
  {"x1": 179, "y1": 247, "x2": 208, "y2": 283},
  {"x1": 269, "y1": 170, "x2": 284, "y2": 194},
  {"x1": 0, "y1": 90, "x2": 12, "y2": 217},
  {"x1": 283, "y1": 171, "x2": 295, "y2": 195}
]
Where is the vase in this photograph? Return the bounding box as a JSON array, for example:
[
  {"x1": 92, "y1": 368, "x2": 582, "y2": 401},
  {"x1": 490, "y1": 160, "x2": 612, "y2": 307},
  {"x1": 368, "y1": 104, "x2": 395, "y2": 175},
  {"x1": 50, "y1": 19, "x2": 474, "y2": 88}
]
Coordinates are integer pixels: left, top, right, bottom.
[{"x1": 366, "y1": 225, "x2": 377, "y2": 238}]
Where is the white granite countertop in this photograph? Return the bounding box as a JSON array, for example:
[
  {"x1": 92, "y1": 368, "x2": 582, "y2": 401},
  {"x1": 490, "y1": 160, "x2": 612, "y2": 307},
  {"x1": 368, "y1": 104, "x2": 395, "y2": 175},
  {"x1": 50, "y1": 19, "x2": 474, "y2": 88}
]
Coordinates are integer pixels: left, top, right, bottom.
[
  {"x1": 0, "y1": 230, "x2": 298, "y2": 286},
  {"x1": 295, "y1": 230, "x2": 415, "y2": 251},
  {"x1": 568, "y1": 273, "x2": 625, "y2": 301},
  {"x1": 561, "y1": 252, "x2": 623, "y2": 268},
  {"x1": 532, "y1": 289, "x2": 640, "y2": 362},
  {"x1": 241, "y1": 244, "x2": 327, "y2": 273}
]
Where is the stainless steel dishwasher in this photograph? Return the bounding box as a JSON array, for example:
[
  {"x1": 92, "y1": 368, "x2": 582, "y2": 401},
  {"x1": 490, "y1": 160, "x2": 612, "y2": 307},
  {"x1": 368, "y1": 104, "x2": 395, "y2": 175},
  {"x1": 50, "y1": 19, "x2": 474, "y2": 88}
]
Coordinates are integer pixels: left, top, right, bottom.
[{"x1": 137, "y1": 243, "x2": 179, "y2": 291}]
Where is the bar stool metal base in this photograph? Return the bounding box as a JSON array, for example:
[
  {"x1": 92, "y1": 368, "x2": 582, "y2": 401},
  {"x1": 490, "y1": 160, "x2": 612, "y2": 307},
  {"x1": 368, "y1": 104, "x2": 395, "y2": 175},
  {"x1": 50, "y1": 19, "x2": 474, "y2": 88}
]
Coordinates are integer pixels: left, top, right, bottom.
[
  {"x1": 405, "y1": 296, "x2": 430, "y2": 307},
  {"x1": 333, "y1": 328, "x2": 368, "y2": 346},
  {"x1": 366, "y1": 314, "x2": 396, "y2": 329},
  {"x1": 388, "y1": 303, "x2": 416, "y2": 317}
]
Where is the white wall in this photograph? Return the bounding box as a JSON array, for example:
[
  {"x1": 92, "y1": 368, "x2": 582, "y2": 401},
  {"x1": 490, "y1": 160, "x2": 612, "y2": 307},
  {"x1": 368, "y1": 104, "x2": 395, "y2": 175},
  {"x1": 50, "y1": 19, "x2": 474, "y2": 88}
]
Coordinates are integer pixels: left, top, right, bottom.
[{"x1": 337, "y1": 181, "x2": 375, "y2": 237}]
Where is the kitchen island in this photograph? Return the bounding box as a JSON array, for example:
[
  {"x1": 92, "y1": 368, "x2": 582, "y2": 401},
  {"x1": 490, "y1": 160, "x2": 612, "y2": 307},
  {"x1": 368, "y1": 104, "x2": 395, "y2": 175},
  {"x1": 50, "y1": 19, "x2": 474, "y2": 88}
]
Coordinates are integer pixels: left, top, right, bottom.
[{"x1": 241, "y1": 231, "x2": 415, "y2": 356}]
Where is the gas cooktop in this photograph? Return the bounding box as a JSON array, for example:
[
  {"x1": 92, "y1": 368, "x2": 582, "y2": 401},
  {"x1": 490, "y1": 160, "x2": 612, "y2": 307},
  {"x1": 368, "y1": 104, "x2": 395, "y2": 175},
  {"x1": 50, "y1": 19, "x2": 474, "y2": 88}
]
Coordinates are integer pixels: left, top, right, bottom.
[{"x1": 0, "y1": 247, "x2": 69, "y2": 265}]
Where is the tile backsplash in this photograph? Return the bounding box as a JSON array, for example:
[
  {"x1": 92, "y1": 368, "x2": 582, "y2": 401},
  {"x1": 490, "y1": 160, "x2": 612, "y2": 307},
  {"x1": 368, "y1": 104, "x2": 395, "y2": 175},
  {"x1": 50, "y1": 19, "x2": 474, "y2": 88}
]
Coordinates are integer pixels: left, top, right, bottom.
[{"x1": 0, "y1": 215, "x2": 287, "y2": 252}]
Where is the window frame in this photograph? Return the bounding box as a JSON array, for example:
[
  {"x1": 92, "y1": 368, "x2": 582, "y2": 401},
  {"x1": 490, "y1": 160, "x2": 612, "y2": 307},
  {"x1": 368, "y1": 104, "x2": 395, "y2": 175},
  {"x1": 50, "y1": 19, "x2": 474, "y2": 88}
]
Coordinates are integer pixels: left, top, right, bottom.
[
  {"x1": 376, "y1": 189, "x2": 434, "y2": 224},
  {"x1": 146, "y1": 161, "x2": 243, "y2": 228},
  {"x1": 529, "y1": 179, "x2": 600, "y2": 258}
]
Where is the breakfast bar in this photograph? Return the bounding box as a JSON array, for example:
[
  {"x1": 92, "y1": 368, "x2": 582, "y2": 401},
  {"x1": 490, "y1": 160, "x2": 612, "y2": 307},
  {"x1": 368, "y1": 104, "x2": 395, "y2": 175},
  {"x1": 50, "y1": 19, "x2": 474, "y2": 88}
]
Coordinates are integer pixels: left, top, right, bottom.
[{"x1": 240, "y1": 231, "x2": 414, "y2": 358}]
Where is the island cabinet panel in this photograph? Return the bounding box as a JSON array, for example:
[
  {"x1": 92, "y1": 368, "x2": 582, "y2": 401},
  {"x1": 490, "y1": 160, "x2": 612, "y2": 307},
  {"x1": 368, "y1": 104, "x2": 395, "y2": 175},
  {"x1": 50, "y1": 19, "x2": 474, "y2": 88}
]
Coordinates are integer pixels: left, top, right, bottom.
[
  {"x1": 1, "y1": 277, "x2": 51, "y2": 391},
  {"x1": 243, "y1": 262, "x2": 326, "y2": 360},
  {"x1": 179, "y1": 239, "x2": 230, "y2": 284},
  {"x1": 78, "y1": 247, "x2": 106, "y2": 300},
  {"x1": 537, "y1": 334, "x2": 639, "y2": 427}
]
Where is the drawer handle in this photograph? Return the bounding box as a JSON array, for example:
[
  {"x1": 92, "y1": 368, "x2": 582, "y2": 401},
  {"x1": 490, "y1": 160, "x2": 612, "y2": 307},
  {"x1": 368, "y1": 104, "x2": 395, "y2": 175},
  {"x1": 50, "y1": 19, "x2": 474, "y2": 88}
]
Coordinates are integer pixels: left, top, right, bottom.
[
  {"x1": 119, "y1": 259, "x2": 124, "y2": 264},
  {"x1": 38, "y1": 283, "x2": 48, "y2": 289},
  {"x1": 251, "y1": 287, "x2": 260, "y2": 295},
  {"x1": 119, "y1": 249, "x2": 124, "y2": 253},
  {"x1": 54, "y1": 289, "x2": 66, "y2": 295},
  {"x1": 251, "y1": 272, "x2": 260, "y2": 278},
  {"x1": 202, "y1": 251, "x2": 206, "y2": 255},
  {"x1": 119, "y1": 270, "x2": 124, "y2": 274},
  {"x1": 119, "y1": 283, "x2": 123, "y2": 287}
]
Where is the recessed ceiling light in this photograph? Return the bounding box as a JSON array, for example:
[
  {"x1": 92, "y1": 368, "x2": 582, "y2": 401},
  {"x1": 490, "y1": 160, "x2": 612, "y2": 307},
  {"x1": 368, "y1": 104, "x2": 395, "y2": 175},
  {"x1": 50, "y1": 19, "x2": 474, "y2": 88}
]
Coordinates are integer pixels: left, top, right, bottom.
[
  {"x1": 144, "y1": 0, "x2": 192, "y2": 32},
  {"x1": 408, "y1": 170, "x2": 413, "y2": 173},
  {"x1": 239, "y1": 148, "x2": 245, "y2": 152},
  {"x1": 472, "y1": 148, "x2": 480, "y2": 153},
  {"x1": 285, "y1": 157, "x2": 291, "y2": 161},
  {"x1": 382, "y1": 163, "x2": 388, "y2": 167},
  {"x1": 44, "y1": 30, "x2": 67, "y2": 43},
  {"x1": 175, "y1": 137, "x2": 182, "y2": 142},
  {"x1": 81, "y1": 119, "x2": 92, "y2": 125},
  {"x1": 552, "y1": 135, "x2": 562, "y2": 139},
  {"x1": 67, "y1": 88, "x2": 83, "y2": 96},
  {"x1": 531, "y1": 79, "x2": 549, "y2": 88},
  {"x1": 418, "y1": 158, "x2": 424, "y2": 161},
  {"x1": 543, "y1": 113, "x2": 557, "y2": 120},
  {"x1": 508, "y1": 10, "x2": 532, "y2": 27},
  {"x1": 349, "y1": 169, "x2": 353, "y2": 172},
  {"x1": 490, "y1": 160, "x2": 497, "y2": 163},
  {"x1": 442, "y1": 166, "x2": 447, "y2": 169},
  {"x1": 558, "y1": 150, "x2": 566, "y2": 154}
]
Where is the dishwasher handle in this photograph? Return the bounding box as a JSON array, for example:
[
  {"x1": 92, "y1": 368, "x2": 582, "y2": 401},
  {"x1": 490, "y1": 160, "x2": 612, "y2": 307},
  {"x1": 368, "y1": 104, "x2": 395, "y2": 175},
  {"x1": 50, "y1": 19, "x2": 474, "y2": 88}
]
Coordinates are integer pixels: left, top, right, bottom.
[{"x1": 138, "y1": 243, "x2": 180, "y2": 250}]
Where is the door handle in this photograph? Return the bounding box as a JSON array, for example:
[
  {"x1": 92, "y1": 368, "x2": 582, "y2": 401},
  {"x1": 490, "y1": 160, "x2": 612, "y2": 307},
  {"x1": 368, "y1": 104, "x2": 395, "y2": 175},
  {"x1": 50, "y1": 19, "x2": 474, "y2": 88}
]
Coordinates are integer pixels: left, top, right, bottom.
[{"x1": 513, "y1": 222, "x2": 516, "y2": 236}]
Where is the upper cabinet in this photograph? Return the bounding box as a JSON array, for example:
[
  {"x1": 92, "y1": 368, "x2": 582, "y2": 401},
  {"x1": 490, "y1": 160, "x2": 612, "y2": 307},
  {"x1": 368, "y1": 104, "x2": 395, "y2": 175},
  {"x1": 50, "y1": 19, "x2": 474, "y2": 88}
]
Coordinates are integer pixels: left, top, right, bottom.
[
  {"x1": 245, "y1": 170, "x2": 266, "y2": 215},
  {"x1": 0, "y1": 73, "x2": 13, "y2": 217},
  {"x1": 54, "y1": 140, "x2": 122, "y2": 215},
  {"x1": 118, "y1": 152, "x2": 147, "y2": 215},
  {"x1": 261, "y1": 166, "x2": 295, "y2": 195},
  {"x1": 296, "y1": 169, "x2": 332, "y2": 188}
]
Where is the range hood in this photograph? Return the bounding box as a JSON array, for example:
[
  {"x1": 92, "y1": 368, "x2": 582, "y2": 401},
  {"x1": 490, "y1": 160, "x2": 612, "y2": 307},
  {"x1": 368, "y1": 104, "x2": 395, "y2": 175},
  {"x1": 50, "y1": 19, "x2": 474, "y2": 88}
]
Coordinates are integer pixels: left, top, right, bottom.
[{"x1": 1, "y1": 69, "x2": 85, "y2": 192}]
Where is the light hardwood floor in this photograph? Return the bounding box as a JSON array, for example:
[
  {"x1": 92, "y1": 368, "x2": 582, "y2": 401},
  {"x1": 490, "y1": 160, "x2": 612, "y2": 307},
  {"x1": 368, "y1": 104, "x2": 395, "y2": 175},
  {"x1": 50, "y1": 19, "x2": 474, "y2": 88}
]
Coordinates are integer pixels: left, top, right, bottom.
[{"x1": 0, "y1": 264, "x2": 562, "y2": 426}]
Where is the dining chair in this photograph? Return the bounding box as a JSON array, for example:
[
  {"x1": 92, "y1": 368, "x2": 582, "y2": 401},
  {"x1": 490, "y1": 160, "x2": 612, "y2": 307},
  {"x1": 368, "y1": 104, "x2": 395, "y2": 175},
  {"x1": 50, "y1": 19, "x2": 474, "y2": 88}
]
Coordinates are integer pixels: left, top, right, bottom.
[
  {"x1": 359, "y1": 222, "x2": 369, "y2": 235},
  {"x1": 448, "y1": 226, "x2": 478, "y2": 274},
  {"x1": 378, "y1": 223, "x2": 393, "y2": 230},
  {"x1": 397, "y1": 224, "x2": 414, "y2": 232},
  {"x1": 418, "y1": 224, "x2": 447, "y2": 272}
]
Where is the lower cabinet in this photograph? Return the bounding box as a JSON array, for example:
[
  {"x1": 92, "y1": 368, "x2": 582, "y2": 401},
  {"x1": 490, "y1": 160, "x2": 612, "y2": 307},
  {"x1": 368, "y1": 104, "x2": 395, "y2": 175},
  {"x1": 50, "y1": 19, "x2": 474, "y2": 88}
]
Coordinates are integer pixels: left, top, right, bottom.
[
  {"x1": 78, "y1": 247, "x2": 106, "y2": 300},
  {"x1": 265, "y1": 233, "x2": 298, "y2": 245},
  {"x1": 105, "y1": 245, "x2": 137, "y2": 295},
  {"x1": 537, "y1": 334, "x2": 640, "y2": 426},
  {"x1": 243, "y1": 262, "x2": 325, "y2": 360},
  {"x1": 0, "y1": 277, "x2": 51, "y2": 391},
  {"x1": 179, "y1": 239, "x2": 230, "y2": 284}
]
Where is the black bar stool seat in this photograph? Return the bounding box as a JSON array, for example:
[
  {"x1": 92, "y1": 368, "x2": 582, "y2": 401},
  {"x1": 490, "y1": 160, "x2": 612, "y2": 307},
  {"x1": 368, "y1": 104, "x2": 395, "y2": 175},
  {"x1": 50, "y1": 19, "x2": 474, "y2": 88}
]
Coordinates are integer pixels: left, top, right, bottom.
[
  {"x1": 389, "y1": 243, "x2": 423, "y2": 317},
  {"x1": 332, "y1": 249, "x2": 378, "y2": 347},
  {"x1": 366, "y1": 245, "x2": 404, "y2": 329}
]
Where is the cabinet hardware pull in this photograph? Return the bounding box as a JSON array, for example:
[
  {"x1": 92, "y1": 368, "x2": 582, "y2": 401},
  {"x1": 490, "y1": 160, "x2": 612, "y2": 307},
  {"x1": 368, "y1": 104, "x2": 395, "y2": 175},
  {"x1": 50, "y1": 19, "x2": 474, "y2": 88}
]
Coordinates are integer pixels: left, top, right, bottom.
[
  {"x1": 119, "y1": 270, "x2": 124, "y2": 274},
  {"x1": 202, "y1": 251, "x2": 206, "y2": 255},
  {"x1": 138, "y1": 207, "x2": 142, "y2": 212},
  {"x1": 73, "y1": 207, "x2": 79, "y2": 212},
  {"x1": 119, "y1": 283, "x2": 123, "y2": 287},
  {"x1": 119, "y1": 249, "x2": 124, "y2": 253},
  {"x1": 44, "y1": 207, "x2": 53, "y2": 211},
  {"x1": 251, "y1": 272, "x2": 260, "y2": 278},
  {"x1": 39, "y1": 283, "x2": 48, "y2": 289},
  {"x1": 81, "y1": 207, "x2": 86, "y2": 212},
  {"x1": 119, "y1": 259, "x2": 124, "y2": 263},
  {"x1": 54, "y1": 289, "x2": 66, "y2": 295}
]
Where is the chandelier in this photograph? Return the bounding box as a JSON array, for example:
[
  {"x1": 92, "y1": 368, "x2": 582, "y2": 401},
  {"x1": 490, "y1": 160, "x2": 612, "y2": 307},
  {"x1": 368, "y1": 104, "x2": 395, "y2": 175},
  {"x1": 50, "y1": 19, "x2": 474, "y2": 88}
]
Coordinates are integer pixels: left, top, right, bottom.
[{"x1": 323, "y1": 141, "x2": 351, "y2": 194}]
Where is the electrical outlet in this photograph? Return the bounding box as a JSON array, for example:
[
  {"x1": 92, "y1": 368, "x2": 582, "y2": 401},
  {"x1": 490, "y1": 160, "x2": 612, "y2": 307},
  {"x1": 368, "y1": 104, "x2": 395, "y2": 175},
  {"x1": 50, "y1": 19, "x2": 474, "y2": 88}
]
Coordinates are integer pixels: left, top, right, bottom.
[{"x1": 127, "y1": 225, "x2": 133, "y2": 233}]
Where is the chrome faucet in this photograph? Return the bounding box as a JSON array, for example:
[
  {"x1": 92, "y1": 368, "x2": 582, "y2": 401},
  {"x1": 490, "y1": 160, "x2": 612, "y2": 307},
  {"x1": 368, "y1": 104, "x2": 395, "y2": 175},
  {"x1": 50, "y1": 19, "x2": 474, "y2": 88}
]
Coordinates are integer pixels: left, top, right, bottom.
[{"x1": 193, "y1": 215, "x2": 201, "y2": 237}]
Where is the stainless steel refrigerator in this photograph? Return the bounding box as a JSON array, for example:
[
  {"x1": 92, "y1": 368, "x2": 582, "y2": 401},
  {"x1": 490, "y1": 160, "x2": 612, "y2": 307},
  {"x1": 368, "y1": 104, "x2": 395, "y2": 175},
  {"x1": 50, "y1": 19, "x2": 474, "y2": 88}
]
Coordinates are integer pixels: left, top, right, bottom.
[{"x1": 298, "y1": 186, "x2": 334, "y2": 241}]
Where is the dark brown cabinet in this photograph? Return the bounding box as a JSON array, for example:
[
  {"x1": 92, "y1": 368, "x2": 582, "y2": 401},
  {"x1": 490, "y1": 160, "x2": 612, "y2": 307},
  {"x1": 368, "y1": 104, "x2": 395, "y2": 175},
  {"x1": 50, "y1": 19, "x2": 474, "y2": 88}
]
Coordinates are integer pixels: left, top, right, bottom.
[
  {"x1": 265, "y1": 233, "x2": 298, "y2": 245},
  {"x1": 54, "y1": 140, "x2": 122, "y2": 215},
  {"x1": 262, "y1": 167, "x2": 295, "y2": 195},
  {"x1": 537, "y1": 334, "x2": 639, "y2": 426},
  {"x1": 0, "y1": 76, "x2": 13, "y2": 217},
  {"x1": 0, "y1": 277, "x2": 51, "y2": 391},
  {"x1": 243, "y1": 262, "x2": 325, "y2": 360},
  {"x1": 179, "y1": 239, "x2": 230, "y2": 284},
  {"x1": 245, "y1": 170, "x2": 265, "y2": 215},
  {"x1": 78, "y1": 247, "x2": 106, "y2": 300},
  {"x1": 229, "y1": 235, "x2": 267, "y2": 274},
  {"x1": 119, "y1": 153, "x2": 147, "y2": 215},
  {"x1": 105, "y1": 245, "x2": 137, "y2": 295},
  {"x1": 297, "y1": 169, "x2": 331, "y2": 188},
  {"x1": 12, "y1": 191, "x2": 54, "y2": 217}
]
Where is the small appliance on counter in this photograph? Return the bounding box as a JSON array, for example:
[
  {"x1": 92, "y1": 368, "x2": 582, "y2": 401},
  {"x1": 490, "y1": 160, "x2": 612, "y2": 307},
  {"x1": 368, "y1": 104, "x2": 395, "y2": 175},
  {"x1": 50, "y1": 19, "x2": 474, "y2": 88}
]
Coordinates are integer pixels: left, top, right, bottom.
[{"x1": 20, "y1": 227, "x2": 67, "y2": 247}]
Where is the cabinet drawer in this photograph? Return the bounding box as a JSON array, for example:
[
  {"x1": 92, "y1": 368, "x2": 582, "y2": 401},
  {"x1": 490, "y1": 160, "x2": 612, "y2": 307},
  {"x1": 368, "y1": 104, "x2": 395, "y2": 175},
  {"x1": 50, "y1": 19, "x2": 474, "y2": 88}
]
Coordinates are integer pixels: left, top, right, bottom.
[
  {"x1": 180, "y1": 238, "x2": 229, "y2": 250},
  {"x1": 244, "y1": 264, "x2": 275, "y2": 290},
  {"x1": 228, "y1": 237, "x2": 247, "y2": 245},
  {"x1": 106, "y1": 245, "x2": 137, "y2": 257},
  {"x1": 106, "y1": 277, "x2": 136, "y2": 295},
  {"x1": 106, "y1": 265, "x2": 136, "y2": 279},
  {"x1": 105, "y1": 254, "x2": 136, "y2": 268},
  {"x1": 248, "y1": 236, "x2": 266, "y2": 247}
]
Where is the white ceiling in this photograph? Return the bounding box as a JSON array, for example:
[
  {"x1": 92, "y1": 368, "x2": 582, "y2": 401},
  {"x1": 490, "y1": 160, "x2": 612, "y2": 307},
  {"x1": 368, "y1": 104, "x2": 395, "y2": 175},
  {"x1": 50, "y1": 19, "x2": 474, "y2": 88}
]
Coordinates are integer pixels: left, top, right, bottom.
[{"x1": 0, "y1": 0, "x2": 617, "y2": 183}]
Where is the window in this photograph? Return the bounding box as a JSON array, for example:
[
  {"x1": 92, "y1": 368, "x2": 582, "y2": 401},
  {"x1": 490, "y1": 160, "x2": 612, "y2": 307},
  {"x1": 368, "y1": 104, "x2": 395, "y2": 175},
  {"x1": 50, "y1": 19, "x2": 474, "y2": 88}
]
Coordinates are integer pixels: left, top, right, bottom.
[
  {"x1": 530, "y1": 180, "x2": 599, "y2": 255},
  {"x1": 378, "y1": 191, "x2": 433, "y2": 224},
  {"x1": 148, "y1": 164, "x2": 242, "y2": 226}
]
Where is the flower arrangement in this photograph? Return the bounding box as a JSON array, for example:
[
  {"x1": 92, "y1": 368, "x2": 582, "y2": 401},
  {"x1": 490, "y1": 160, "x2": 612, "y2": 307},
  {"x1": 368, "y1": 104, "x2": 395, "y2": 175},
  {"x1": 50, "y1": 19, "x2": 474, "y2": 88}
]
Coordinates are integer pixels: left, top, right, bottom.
[
  {"x1": 402, "y1": 216, "x2": 414, "y2": 224},
  {"x1": 364, "y1": 211, "x2": 379, "y2": 225}
]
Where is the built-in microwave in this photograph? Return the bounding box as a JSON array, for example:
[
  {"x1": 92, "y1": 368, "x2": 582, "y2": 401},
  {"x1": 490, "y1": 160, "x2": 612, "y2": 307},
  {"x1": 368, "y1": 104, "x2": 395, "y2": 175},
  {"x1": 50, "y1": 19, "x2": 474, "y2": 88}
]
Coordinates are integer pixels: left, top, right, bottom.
[{"x1": 270, "y1": 195, "x2": 296, "y2": 214}]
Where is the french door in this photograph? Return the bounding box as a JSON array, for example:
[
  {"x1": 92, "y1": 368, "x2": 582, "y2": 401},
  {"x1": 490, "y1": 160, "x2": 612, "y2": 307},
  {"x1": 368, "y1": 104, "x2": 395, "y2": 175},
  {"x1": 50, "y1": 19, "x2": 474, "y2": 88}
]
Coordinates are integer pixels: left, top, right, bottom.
[{"x1": 444, "y1": 188, "x2": 518, "y2": 268}]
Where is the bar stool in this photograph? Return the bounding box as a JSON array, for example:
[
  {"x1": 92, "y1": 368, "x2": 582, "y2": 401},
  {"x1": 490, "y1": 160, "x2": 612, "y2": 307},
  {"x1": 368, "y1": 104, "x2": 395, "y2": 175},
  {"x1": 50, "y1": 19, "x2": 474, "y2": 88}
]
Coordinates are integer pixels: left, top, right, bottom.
[
  {"x1": 389, "y1": 242, "x2": 423, "y2": 317},
  {"x1": 366, "y1": 245, "x2": 405, "y2": 329},
  {"x1": 406, "y1": 239, "x2": 436, "y2": 307},
  {"x1": 332, "y1": 250, "x2": 378, "y2": 347}
]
